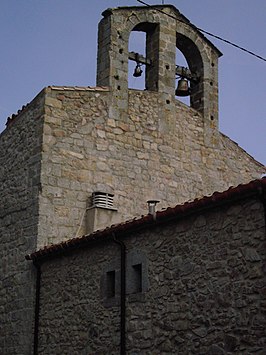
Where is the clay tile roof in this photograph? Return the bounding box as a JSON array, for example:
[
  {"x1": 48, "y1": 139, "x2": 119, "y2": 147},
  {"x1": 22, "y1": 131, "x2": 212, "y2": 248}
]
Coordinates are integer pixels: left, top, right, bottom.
[{"x1": 26, "y1": 177, "x2": 266, "y2": 262}]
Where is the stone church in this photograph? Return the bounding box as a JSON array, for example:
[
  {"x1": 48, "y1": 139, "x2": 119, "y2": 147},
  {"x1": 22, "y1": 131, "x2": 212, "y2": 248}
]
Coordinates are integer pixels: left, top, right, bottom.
[{"x1": 0, "y1": 5, "x2": 265, "y2": 354}]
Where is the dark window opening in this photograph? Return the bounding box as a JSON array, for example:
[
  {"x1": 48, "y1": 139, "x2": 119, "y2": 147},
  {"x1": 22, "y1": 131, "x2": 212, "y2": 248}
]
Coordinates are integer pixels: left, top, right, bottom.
[
  {"x1": 106, "y1": 270, "x2": 115, "y2": 298},
  {"x1": 103, "y1": 251, "x2": 148, "y2": 306},
  {"x1": 132, "y1": 264, "x2": 142, "y2": 293}
]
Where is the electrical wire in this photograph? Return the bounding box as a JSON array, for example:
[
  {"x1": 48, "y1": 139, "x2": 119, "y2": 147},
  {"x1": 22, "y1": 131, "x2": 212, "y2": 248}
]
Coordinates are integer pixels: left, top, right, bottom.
[{"x1": 136, "y1": 0, "x2": 266, "y2": 63}]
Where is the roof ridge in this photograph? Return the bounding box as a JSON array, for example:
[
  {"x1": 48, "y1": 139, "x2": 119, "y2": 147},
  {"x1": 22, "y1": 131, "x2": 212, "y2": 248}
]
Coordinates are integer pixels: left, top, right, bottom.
[{"x1": 48, "y1": 85, "x2": 109, "y2": 91}]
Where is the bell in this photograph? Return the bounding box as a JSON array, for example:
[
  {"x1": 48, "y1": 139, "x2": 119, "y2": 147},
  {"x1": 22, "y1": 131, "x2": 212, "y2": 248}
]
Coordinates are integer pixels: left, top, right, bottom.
[
  {"x1": 133, "y1": 64, "x2": 143, "y2": 77},
  {"x1": 175, "y1": 78, "x2": 191, "y2": 96}
]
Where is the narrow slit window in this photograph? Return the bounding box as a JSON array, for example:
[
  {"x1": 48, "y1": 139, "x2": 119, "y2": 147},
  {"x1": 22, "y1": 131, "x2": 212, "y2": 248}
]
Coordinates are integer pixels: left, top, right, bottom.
[
  {"x1": 132, "y1": 264, "x2": 142, "y2": 293},
  {"x1": 106, "y1": 270, "x2": 115, "y2": 298}
]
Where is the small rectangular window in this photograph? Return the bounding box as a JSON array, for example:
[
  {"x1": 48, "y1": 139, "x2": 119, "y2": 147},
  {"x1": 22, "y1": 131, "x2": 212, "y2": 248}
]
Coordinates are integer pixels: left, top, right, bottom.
[
  {"x1": 106, "y1": 270, "x2": 115, "y2": 298},
  {"x1": 132, "y1": 264, "x2": 142, "y2": 293}
]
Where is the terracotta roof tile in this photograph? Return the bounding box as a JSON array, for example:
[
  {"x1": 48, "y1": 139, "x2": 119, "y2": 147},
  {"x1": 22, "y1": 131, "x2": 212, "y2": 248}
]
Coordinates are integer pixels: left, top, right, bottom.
[
  {"x1": 26, "y1": 177, "x2": 266, "y2": 262},
  {"x1": 5, "y1": 103, "x2": 30, "y2": 127}
]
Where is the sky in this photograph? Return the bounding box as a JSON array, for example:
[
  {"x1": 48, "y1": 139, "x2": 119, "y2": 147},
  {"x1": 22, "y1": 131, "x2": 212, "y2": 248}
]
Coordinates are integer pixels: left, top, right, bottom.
[{"x1": 0, "y1": 0, "x2": 265, "y2": 166}]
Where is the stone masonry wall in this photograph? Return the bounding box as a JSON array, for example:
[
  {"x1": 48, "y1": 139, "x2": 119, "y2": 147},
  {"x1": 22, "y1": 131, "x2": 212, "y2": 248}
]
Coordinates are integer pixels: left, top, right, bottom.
[
  {"x1": 38, "y1": 241, "x2": 121, "y2": 355},
  {"x1": 1, "y1": 85, "x2": 262, "y2": 353},
  {"x1": 37, "y1": 197, "x2": 266, "y2": 354},
  {"x1": 0, "y1": 93, "x2": 45, "y2": 354},
  {"x1": 38, "y1": 86, "x2": 265, "y2": 246},
  {"x1": 124, "y1": 198, "x2": 266, "y2": 354}
]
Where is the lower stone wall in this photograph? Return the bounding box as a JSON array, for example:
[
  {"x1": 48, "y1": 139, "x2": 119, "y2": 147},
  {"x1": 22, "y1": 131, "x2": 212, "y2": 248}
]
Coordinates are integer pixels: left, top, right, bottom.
[
  {"x1": 125, "y1": 198, "x2": 266, "y2": 354},
  {"x1": 37, "y1": 197, "x2": 266, "y2": 354},
  {"x1": 38, "y1": 241, "x2": 121, "y2": 355}
]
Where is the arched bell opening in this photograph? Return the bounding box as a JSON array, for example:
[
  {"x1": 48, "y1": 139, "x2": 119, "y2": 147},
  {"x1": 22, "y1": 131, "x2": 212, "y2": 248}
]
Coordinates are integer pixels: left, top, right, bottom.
[
  {"x1": 128, "y1": 31, "x2": 146, "y2": 90},
  {"x1": 128, "y1": 22, "x2": 159, "y2": 92},
  {"x1": 175, "y1": 48, "x2": 191, "y2": 106},
  {"x1": 176, "y1": 33, "x2": 203, "y2": 113}
]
